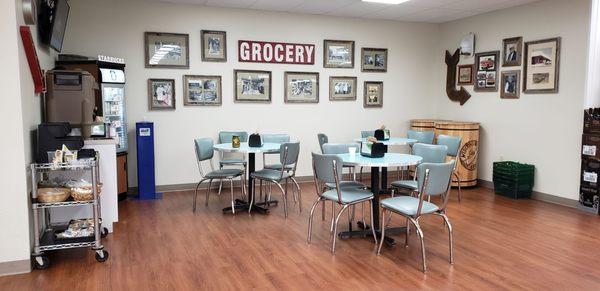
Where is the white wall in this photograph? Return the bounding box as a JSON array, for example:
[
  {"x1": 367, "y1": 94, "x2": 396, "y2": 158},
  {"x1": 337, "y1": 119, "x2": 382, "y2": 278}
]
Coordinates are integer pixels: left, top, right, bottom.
[
  {"x1": 434, "y1": 0, "x2": 591, "y2": 200},
  {"x1": 63, "y1": 0, "x2": 439, "y2": 187}
]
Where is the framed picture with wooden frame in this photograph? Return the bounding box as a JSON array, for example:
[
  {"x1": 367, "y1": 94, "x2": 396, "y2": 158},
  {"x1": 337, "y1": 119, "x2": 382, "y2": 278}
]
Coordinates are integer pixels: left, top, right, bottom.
[
  {"x1": 361, "y1": 48, "x2": 388, "y2": 72},
  {"x1": 474, "y1": 51, "x2": 500, "y2": 92},
  {"x1": 183, "y1": 75, "x2": 222, "y2": 106},
  {"x1": 148, "y1": 78, "x2": 176, "y2": 110},
  {"x1": 457, "y1": 64, "x2": 474, "y2": 85},
  {"x1": 500, "y1": 70, "x2": 520, "y2": 99},
  {"x1": 201, "y1": 30, "x2": 227, "y2": 62},
  {"x1": 234, "y1": 69, "x2": 272, "y2": 103},
  {"x1": 502, "y1": 36, "x2": 522, "y2": 67},
  {"x1": 523, "y1": 37, "x2": 561, "y2": 94},
  {"x1": 323, "y1": 39, "x2": 355, "y2": 68},
  {"x1": 364, "y1": 81, "x2": 383, "y2": 108},
  {"x1": 329, "y1": 76, "x2": 357, "y2": 101},
  {"x1": 284, "y1": 71, "x2": 319, "y2": 103},
  {"x1": 144, "y1": 32, "x2": 189, "y2": 69}
]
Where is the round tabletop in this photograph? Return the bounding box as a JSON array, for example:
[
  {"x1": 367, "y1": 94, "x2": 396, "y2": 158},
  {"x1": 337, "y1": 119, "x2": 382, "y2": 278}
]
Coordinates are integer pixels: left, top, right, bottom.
[
  {"x1": 213, "y1": 142, "x2": 281, "y2": 153},
  {"x1": 338, "y1": 153, "x2": 422, "y2": 167},
  {"x1": 354, "y1": 137, "x2": 418, "y2": 146}
]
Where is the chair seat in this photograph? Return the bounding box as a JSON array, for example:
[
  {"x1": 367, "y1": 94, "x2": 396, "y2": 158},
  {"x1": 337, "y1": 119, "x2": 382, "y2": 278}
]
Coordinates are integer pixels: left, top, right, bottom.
[
  {"x1": 322, "y1": 188, "x2": 373, "y2": 204},
  {"x1": 381, "y1": 196, "x2": 439, "y2": 216},
  {"x1": 206, "y1": 168, "x2": 244, "y2": 179},
  {"x1": 264, "y1": 163, "x2": 294, "y2": 171},
  {"x1": 251, "y1": 169, "x2": 291, "y2": 181},
  {"x1": 391, "y1": 180, "x2": 418, "y2": 190},
  {"x1": 325, "y1": 181, "x2": 366, "y2": 189},
  {"x1": 220, "y1": 158, "x2": 246, "y2": 165}
]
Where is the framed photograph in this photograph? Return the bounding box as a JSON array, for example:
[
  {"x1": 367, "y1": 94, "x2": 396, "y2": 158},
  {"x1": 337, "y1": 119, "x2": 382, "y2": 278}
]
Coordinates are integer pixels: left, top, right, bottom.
[
  {"x1": 361, "y1": 48, "x2": 388, "y2": 72},
  {"x1": 323, "y1": 40, "x2": 354, "y2": 68},
  {"x1": 523, "y1": 37, "x2": 561, "y2": 93},
  {"x1": 234, "y1": 70, "x2": 271, "y2": 103},
  {"x1": 501, "y1": 70, "x2": 521, "y2": 99},
  {"x1": 329, "y1": 76, "x2": 357, "y2": 101},
  {"x1": 474, "y1": 51, "x2": 499, "y2": 92},
  {"x1": 364, "y1": 81, "x2": 383, "y2": 108},
  {"x1": 284, "y1": 72, "x2": 319, "y2": 103},
  {"x1": 183, "y1": 75, "x2": 222, "y2": 106},
  {"x1": 502, "y1": 37, "x2": 522, "y2": 67},
  {"x1": 201, "y1": 30, "x2": 227, "y2": 62},
  {"x1": 148, "y1": 79, "x2": 175, "y2": 110},
  {"x1": 144, "y1": 32, "x2": 189, "y2": 68},
  {"x1": 457, "y1": 64, "x2": 474, "y2": 85}
]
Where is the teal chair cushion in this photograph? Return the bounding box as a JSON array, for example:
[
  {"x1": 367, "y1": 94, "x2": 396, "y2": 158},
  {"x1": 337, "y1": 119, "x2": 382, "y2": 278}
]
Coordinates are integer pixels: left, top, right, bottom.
[
  {"x1": 437, "y1": 135, "x2": 462, "y2": 158},
  {"x1": 322, "y1": 188, "x2": 373, "y2": 204},
  {"x1": 251, "y1": 169, "x2": 291, "y2": 181},
  {"x1": 381, "y1": 196, "x2": 439, "y2": 216},
  {"x1": 264, "y1": 163, "x2": 294, "y2": 171},
  {"x1": 407, "y1": 130, "x2": 435, "y2": 144},
  {"x1": 195, "y1": 138, "x2": 214, "y2": 161},
  {"x1": 391, "y1": 180, "x2": 418, "y2": 190},
  {"x1": 413, "y1": 143, "x2": 448, "y2": 163},
  {"x1": 220, "y1": 158, "x2": 246, "y2": 165},
  {"x1": 325, "y1": 181, "x2": 366, "y2": 189},
  {"x1": 205, "y1": 168, "x2": 244, "y2": 179}
]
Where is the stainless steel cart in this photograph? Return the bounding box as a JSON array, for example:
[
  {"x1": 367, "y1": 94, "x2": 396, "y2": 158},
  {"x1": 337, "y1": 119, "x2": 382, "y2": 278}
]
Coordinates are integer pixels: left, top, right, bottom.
[{"x1": 30, "y1": 159, "x2": 109, "y2": 269}]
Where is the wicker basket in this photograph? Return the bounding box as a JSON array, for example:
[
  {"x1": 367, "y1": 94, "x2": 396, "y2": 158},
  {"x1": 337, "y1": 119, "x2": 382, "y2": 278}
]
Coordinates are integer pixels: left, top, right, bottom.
[
  {"x1": 37, "y1": 188, "x2": 71, "y2": 203},
  {"x1": 70, "y1": 183, "x2": 102, "y2": 201}
]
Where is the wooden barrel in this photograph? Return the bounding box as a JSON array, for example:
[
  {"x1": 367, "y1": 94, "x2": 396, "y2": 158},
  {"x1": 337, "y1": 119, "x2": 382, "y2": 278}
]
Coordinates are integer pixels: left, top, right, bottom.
[
  {"x1": 434, "y1": 121, "x2": 480, "y2": 187},
  {"x1": 410, "y1": 119, "x2": 449, "y2": 132}
]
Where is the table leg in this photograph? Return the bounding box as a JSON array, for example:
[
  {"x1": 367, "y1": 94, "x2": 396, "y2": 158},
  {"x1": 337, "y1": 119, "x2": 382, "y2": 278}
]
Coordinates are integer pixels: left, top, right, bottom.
[{"x1": 381, "y1": 167, "x2": 388, "y2": 193}]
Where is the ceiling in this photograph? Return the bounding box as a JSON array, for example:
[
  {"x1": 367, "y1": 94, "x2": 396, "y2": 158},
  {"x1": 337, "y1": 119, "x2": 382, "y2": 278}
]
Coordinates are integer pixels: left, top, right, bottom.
[{"x1": 153, "y1": 0, "x2": 540, "y2": 23}]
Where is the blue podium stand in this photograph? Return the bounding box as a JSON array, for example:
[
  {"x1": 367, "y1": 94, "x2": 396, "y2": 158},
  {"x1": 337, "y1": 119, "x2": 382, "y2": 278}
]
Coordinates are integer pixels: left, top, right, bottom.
[{"x1": 136, "y1": 122, "x2": 162, "y2": 199}]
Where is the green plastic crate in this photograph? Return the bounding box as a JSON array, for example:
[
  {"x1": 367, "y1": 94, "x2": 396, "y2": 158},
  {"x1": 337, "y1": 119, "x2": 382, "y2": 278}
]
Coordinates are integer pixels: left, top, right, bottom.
[{"x1": 493, "y1": 161, "x2": 535, "y2": 199}]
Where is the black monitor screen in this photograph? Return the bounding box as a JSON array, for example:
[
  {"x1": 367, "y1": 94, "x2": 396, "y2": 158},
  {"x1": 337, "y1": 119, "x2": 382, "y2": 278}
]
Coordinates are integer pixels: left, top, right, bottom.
[{"x1": 50, "y1": 0, "x2": 70, "y2": 52}]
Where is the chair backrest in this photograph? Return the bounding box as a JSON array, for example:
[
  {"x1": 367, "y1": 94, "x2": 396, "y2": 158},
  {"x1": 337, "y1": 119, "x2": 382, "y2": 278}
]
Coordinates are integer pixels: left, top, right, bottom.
[
  {"x1": 218, "y1": 131, "x2": 248, "y2": 144},
  {"x1": 437, "y1": 134, "x2": 462, "y2": 158},
  {"x1": 417, "y1": 161, "x2": 455, "y2": 197},
  {"x1": 262, "y1": 133, "x2": 290, "y2": 144},
  {"x1": 311, "y1": 152, "x2": 343, "y2": 185},
  {"x1": 413, "y1": 143, "x2": 448, "y2": 163},
  {"x1": 194, "y1": 138, "x2": 214, "y2": 161},
  {"x1": 280, "y1": 142, "x2": 300, "y2": 166},
  {"x1": 322, "y1": 143, "x2": 358, "y2": 155},
  {"x1": 317, "y1": 133, "x2": 329, "y2": 153},
  {"x1": 361, "y1": 130, "x2": 375, "y2": 138},
  {"x1": 407, "y1": 130, "x2": 435, "y2": 144}
]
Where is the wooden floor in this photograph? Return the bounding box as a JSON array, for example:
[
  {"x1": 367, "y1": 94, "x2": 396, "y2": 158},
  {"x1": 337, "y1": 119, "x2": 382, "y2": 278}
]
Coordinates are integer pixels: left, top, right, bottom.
[{"x1": 3, "y1": 182, "x2": 600, "y2": 290}]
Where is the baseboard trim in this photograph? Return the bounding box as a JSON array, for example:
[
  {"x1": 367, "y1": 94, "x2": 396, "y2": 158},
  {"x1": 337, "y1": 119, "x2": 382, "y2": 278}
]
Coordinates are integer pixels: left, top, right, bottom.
[
  {"x1": 0, "y1": 259, "x2": 31, "y2": 277},
  {"x1": 478, "y1": 179, "x2": 579, "y2": 208}
]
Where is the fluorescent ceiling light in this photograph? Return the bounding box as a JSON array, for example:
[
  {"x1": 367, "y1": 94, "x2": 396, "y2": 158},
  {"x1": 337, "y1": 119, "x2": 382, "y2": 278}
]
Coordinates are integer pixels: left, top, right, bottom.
[{"x1": 362, "y1": 0, "x2": 411, "y2": 4}]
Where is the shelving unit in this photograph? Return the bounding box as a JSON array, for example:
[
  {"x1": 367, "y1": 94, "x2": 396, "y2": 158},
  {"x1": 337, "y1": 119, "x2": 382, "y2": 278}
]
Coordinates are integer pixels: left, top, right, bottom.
[{"x1": 30, "y1": 159, "x2": 109, "y2": 269}]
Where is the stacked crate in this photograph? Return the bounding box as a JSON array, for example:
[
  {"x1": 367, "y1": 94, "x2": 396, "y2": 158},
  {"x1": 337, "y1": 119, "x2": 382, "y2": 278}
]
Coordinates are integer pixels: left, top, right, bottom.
[
  {"x1": 580, "y1": 109, "x2": 600, "y2": 214},
  {"x1": 493, "y1": 161, "x2": 535, "y2": 199}
]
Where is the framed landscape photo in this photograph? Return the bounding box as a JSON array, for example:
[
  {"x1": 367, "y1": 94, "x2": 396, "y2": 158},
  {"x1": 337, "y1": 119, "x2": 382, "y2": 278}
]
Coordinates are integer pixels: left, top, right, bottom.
[
  {"x1": 284, "y1": 72, "x2": 319, "y2": 103},
  {"x1": 323, "y1": 40, "x2": 354, "y2": 68},
  {"x1": 523, "y1": 37, "x2": 561, "y2": 93},
  {"x1": 364, "y1": 81, "x2": 383, "y2": 108},
  {"x1": 501, "y1": 70, "x2": 520, "y2": 99},
  {"x1": 329, "y1": 76, "x2": 357, "y2": 101},
  {"x1": 474, "y1": 51, "x2": 499, "y2": 92},
  {"x1": 234, "y1": 70, "x2": 271, "y2": 103},
  {"x1": 183, "y1": 75, "x2": 222, "y2": 106},
  {"x1": 148, "y1": 79, "x2": 176, "y2": 110},
  {"x1": 457, "y1": 64, "x2": 474, "y2": 85},
  {"x1": 201, "y1": 30, "x2": 227, "y2": 62},
  {"x1": 361, "y1": 48, "x2": 388, "y2": 72},
  {"x1": 502, "y1": 37, "x2": 522, "y2": 67},
  {"x1": 144, "y1": 32, "x2": 189, "y2": 68}
]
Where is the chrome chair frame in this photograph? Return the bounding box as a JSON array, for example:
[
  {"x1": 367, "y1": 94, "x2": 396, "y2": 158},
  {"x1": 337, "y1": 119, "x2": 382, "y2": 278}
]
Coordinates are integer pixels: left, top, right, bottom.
[{"x1": 217, "y1": 131, "x2": 248, "y2": 196}]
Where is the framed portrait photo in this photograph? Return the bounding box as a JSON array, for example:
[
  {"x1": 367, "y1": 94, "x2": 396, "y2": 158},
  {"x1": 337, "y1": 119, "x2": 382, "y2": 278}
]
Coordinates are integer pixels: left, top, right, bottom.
[
  {"x1": 329, "y1": 76, "x2": 357, "y2": 101},
  {"x1": 361, "y1": 48, "x2": 388, "y2": 72},
  {"x1": 502, "y1": 37, "x2": 522, "y2": 67},
  {"x1": 284, "y1": 71, "x2": 319, "y2": 103},
  {"x1": 201, "y1": 30, "x2": 227, "y2": 62},
  {"x1": 364, "y1": 81, "x2": 383, "y2": 108},
  {"x1": 501, "y1": 70, "x2": 521, "y2": 99},
  {"x1": 323, "y1": 40, "x2": 354, "y2": 68},
  {"x1": 183, "y1": 75, "x2": 222, "y2": 106},
  {"x1": 144, "y1": 32, "x2": 189, "y2": 68},
  {"x1": 523, "y1": 37, "x2": 561, "y2": 94},
  {"x1": 234, "y1": 70, "x2": 271, "y2": 103},
  {"x1": 457, "y1": 64, "x2": 474, "y2": 85},
  {"x1": 474, "y1": 51, "x2": 499, "y2": 92},
  {"x1": 148, "y1": 79, "x2": 176, "y2": 110}
]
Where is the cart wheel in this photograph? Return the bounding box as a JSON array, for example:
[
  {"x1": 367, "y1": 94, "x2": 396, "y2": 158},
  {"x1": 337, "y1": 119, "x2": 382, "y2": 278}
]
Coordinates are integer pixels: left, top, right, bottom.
[
  {"x1": 33, "y1": 256, "x2": 50, "y2": 270},
  {"x1": 95, "y1": 250, "x2": 109, "y2": 263},
  {"x1": 101, "y1": 227, "x2": 109, "y2": 238}
]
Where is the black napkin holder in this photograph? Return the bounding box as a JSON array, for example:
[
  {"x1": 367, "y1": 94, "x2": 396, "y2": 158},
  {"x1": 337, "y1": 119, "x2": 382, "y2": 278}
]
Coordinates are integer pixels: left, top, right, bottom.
[
  {"x1": 248, "y1": 133, "x2": 263, "y2": 147},
  {"x1": 360, "y1": 142, "x2": 387, "y2": 158},
  {"x1": 374, "y1": 129, "x2": 390, "y2": 141}
]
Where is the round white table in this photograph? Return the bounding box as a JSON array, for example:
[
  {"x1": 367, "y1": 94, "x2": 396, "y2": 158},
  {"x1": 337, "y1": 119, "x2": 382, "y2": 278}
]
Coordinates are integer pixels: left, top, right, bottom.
[
  {"x1": 213, "y1": 142, "x2": 281, "y2": 214},
  {"x1": 354, "y1": 137, "x2": 418, "y2": 146},
  {"x1": 338, "y1": 153, "x2": 423, "y2": 245}
]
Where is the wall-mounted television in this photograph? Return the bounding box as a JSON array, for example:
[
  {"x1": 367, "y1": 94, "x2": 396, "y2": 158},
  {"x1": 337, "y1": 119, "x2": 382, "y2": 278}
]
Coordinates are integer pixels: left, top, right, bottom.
[{"x1": 38, "y1": 0, "x2": 70, "y2": 52}]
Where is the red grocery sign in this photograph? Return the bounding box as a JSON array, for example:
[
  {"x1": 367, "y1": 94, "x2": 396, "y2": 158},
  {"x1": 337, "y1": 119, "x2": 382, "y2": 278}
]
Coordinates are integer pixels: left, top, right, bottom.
[{"x1": 238, "y1": 40, "x2": 315, "y2": 65}]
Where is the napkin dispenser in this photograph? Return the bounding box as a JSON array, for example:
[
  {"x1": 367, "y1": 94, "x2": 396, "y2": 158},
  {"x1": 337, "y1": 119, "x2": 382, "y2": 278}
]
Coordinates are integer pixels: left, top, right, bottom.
[
  {"x1": 248, "y1": 133, "x2": 263, "y2": 147},
  {"x1": 374, "y1": 129, "x2": 390, "y2": 141},
  {"x1": 360, "y1": 141, "x2": 387, "y2": 158}
]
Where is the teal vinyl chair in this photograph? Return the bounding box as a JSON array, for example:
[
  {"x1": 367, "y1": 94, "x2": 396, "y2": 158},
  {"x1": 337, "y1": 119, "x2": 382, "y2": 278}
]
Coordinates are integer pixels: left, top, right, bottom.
[
  {"x1": 250, "y1": 142, "x2": 301, "y2": 218},
  {"x1": 391, "y1": 143, "x2": 448, "y2": 195},
  {"x1": 193, "y1": 138, "x2": 245, "y2": 214},
  {"x1": 262, "y1": 134, "x2": 292, "y2": 170},
  {"x1": 407, "y1": 130, "x2": 435, "y2": 144},
  {"x1": 317, "y1": 133, "x2": 329, "y2": 153},
  {"x1": 307, "y1": 152, "x2": 378, "y2": 254},
  {"x1": 377, "y1": 160, "x2": 456, "y2": 272},
  {"x1": 437, "y1": 135, "x2": 463, "y2": 202},
  {"x1": 361, "y1": 130, "x2": 375, "y2": 138},
  {"x1": 218, "y1": 131, "x2": 248, "y2": 195}
]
